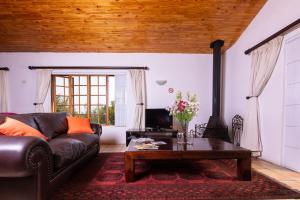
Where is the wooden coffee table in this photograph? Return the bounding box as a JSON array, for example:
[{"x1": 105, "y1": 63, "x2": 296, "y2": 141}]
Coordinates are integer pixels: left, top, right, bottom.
[{"x1": 125, "y1": 137, "x2": 251, "y2": 182}]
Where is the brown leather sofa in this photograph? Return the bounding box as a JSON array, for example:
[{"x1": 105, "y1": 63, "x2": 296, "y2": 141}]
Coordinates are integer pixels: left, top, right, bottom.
[{"x1": 0, "y1": 112, "x2": 101, "y2": 200}]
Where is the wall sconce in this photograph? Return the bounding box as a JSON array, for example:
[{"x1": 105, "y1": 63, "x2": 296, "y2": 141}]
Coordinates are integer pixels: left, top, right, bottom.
[{"x1": 156, "y1": 80, "x2": 167, "y2": 86}]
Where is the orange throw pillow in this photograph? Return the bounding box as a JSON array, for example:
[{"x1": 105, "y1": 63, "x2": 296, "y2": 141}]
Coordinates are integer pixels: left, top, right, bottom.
[
  {"x1": 67, "y1": 116, "x2": 94, "y2": 134},
  {"x1": 0, "y1": 117, "x2": 48, "y2": 140}
]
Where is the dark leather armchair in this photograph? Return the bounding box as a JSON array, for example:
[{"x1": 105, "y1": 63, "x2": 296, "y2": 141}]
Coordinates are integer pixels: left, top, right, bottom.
[{"x1": 0, "y1": 113, "x2": 102, "y2": 200}]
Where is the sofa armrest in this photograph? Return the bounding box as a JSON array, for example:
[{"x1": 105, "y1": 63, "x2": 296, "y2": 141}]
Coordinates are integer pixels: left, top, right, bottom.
[
  {"x1": 0, "y1": 136, "x2": 52, "y2": 178},
  {"x1": 91, "y1": 123, "x2": 102, "y2": 137}
]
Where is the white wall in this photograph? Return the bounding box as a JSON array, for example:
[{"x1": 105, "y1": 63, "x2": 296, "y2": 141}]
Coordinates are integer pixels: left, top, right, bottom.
[
  {"x1": 0, "y1": 53, "x2": 212, "y2": 144},
  {"x1": 224, "y1": 0, "x2": 300, "y2": 165}
]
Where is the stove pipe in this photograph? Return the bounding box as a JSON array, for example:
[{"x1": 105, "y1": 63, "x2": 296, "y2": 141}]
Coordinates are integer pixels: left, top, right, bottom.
[{"x1": 210, "y1": 39, "x2": 224, "y2": 117}]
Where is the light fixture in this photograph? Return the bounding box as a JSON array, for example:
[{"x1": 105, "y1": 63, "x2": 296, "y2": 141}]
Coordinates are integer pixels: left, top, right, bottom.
[{"x1": 156, "y1": 80, "x2": 167, "y2": 86}]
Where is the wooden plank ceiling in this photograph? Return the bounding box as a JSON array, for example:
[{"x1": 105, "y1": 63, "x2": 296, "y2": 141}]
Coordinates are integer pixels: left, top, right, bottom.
[{"x1": 0, "y1": 0, "x2": 266, "y2": 53}]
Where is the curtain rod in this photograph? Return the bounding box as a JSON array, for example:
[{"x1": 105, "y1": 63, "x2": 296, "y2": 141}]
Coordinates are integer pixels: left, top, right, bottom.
[
  {"x1": 244, "y1": 18, "x2": 300, "y2": 55},
  {"x1": 28, "y1": 66, "x2": 149, "y2": 70},
  {"x1": 0, "y1": 67, "x2": 9, "y2": 71}
]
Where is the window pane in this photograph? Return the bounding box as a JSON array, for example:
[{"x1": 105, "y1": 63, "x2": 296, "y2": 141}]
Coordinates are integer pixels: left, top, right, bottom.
[
  {"x1": 99, "y1": 86, "x2": 106, "y2": 95},
  {"x1": 91, "y1": 96, "x2": 98, "y2": 105},
  {"x1": 74, "y1": 106, "x2": 79, "y2": 114},
  {"x1": 73, "y1": 96, "x2": 79, "y2": 105},
  {"x1": 91, "y1": 115, "x2": 98, "y2": 123},
  {"x1": 56, "y1": 77, "x2": 64, "y2": 86},
  {"x1": 108, "y1": 113, "x2": 115, "y2": 125},
  {"x1": 80, "y1": 86, "x2": 87, "y2": 95},
  {"x1": 80, "y1": 96, "x2": 87, "y2": 104},
  {"x1": 55, "y1": 95, "x2": 63, "y2": 103},
  {"x1": 91, "y1": 86, "x2": 98, "y2": 95},
  {"x1": 91, "y1": 106, "x2": 99, "y2": 114},
  {"x1": 108, "y1": 76, "x2": 115, "y2": 125},
  {"x1": 80, "y1": 76, "x2": 87, "y2": 85},
  {"x1": 64, "y1": 78, "x2": 69, "y2": 86},
  {"x1": 64, "y1": 97, "x2": 69, "y2": 104},
  {"x1": 99, "y1": 76, "x2": 106, "y2": 85},
  {"x1": 91, "y1": 76, "x2": 98, "y2": 85},
  {"x1": 99, "y1": 115, "x2": 106, "y2": 124},
  {"x1": 99, "y1": 96, "x2": 106, "y2": 104},
  {"x1": 56, "y1": 106, "x2": 69, "y2": 113},
  {"x1": 108, "y1": 104, "x2": 115, "y2": 125},
  {"x1": 56, "y1": 87, "x2": 64, "y2": 95},
  {"x1": 80, "y1": 106, "x2": 87, "y2": 114},
  {"x1": 109, "y1": 76, "x2": 115, "y2": 105},
  {"x1": 73, "y1": 76, "x2": 79, "y2": 85},
  {"x1": 74, "y1": 86, "x2": 79, "y2": 95},
  {"x1": 56, "y1": 96, "x2": 68, "y2": 106},
  {"x1": 98, "y1": 105, "x2": 106, "y2": 115},
  {"x1": 65, "y1": 88, "x2": 69, "y2": 96}
]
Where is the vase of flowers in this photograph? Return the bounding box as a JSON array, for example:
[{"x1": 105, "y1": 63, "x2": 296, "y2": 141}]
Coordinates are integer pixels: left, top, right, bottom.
[{"x1": 167, "y1": 91, "x2": 199, "y2": 143}]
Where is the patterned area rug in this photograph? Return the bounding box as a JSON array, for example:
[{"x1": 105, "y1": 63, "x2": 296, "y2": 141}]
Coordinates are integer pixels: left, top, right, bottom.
[{"x1": 51, "y1": 153, "x2": 300, "y2": 200}]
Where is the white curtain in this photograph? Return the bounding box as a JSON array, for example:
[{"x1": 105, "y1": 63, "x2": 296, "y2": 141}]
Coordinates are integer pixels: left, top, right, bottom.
[
  {"x1": 34, "y1": 69, "x2": 52, "y2": 112},
  {"x1": 241, "y1": 36, "x2": 283, "y2": 153},
  {"x1": 115, "y1": 74, "x2": 127, "y2": 127},
  {"x1": 0, "y1": 70, "x2": 8, "y2": 112},
  {"x1": 129, "y1": 69, "x2": 146, "y2": 129}
]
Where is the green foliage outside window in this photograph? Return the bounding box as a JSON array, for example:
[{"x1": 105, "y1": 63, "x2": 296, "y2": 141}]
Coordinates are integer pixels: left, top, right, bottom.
[
  {"x1": 108, "y1": 101, "x2": 115, "y2": 125},
  {"x1": 55, "y1": 96, "x2": 69, "y2": 112},
  {"x1": 89, "y1": 101, "x2": 115, "y2": 125}
]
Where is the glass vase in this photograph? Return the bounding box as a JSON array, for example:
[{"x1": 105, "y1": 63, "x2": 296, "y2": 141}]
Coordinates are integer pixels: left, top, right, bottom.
[{"x1": 177, "y1": 121, "x2": 190, "y2": 144}]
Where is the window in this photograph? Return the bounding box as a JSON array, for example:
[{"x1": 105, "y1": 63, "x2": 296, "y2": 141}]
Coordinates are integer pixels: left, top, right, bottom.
[{"x1": 52, "y1": 75, "x2": 115, "y2": 125}]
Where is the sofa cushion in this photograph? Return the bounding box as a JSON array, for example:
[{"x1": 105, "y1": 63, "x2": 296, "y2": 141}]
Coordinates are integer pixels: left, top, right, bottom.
[
  {"x1": 0, "y1": 114, "x2": 39, "y2": 130},
  {"x1": 0, "y1": 117, "x2": 48, "y2": 140},
  {"x1": 66, "y1": 116, "x2": 94, "y2": 134},
  {"x1": 34, "y1": 112, "x2": 68, "y2": 139},
  {"x1": 49, "y1": 138, "x2": 87, "y2": 169},
  {"x1": 57, "y1": 134, "x2": 99, "y2": 149},
  {"x1": 0, "y1": 115, "x2": 5, "y2": 125}
]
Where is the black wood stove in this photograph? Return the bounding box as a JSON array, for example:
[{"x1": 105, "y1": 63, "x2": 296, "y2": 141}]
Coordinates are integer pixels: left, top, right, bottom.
[{"x1": 202, "y1": 40, "x2": 231, "y2": 142}]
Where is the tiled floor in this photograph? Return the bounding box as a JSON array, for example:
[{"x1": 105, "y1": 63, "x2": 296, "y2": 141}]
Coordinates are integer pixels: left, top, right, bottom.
[{"x1": 100, "y1": 144, "x2": 300, "y2": 196}]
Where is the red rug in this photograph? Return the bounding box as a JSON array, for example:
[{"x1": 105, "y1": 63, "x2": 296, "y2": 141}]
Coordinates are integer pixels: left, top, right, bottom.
[{"x1": 51, "y1": 153, "x2": 300, "y2": 200}]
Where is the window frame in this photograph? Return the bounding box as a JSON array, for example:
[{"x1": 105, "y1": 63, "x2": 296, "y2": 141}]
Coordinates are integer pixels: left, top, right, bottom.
[{"x1": 51, "y1": 74, "x2": 115, "y2": 126}]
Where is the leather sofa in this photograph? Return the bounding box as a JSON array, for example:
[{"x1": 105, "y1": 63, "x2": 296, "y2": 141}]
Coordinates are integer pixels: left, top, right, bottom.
[{"x1": 0, "y1": 112, "x2": 101, "y2": 200}]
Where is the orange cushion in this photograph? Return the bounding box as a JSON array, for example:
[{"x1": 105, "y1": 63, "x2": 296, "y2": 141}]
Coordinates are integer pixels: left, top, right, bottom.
[
  {"x1": 0, "y1": 117, "x2": 48, "y2": 140},
  {"x1": 67, "y1": 116, "x2": 94, "y2": 134}
]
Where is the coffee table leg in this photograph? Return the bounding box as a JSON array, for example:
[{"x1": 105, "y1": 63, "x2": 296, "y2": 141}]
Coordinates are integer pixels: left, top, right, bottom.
[
  {"x1": 237, "y1": 157, "x2": 251, "y2": 181},
  {"x1": 125, "y1": 154, "x2": 135, "y2": 182}
]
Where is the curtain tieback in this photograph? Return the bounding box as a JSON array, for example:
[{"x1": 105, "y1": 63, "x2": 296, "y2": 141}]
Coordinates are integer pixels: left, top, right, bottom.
[
  {"x1": 33, "y1": 102, "x2": 43, "y2": 105},
  {"x1": 246, "y1": 96, "x2": 258, "y2": 100},
  {"x1": 136, "y1": 103, "x2": 144, "y2": 106}
]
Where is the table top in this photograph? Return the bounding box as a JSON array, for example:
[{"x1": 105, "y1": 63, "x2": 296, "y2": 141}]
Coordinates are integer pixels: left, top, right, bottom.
[
  {"x1": 126, "y1": 137, "x2": 250, "y2": 153},
  {"x1": 126, "y1": 128, "x2": 178, "y2": 132}
]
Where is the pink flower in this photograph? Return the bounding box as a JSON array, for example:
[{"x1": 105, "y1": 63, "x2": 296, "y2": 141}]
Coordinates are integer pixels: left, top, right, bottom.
[{"x1": 178, "y1": 100, "x2": 186, "y2": 112}]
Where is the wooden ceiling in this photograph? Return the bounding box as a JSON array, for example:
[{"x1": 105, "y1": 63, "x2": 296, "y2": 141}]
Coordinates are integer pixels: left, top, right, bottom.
[{"x1": 0, "y1": 0, "x2": 266, "y2": 53}]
